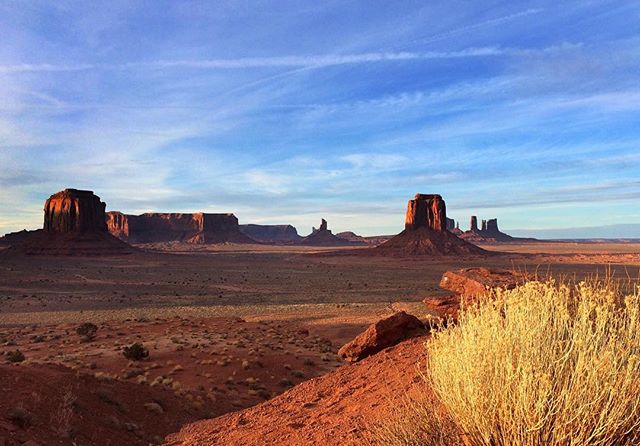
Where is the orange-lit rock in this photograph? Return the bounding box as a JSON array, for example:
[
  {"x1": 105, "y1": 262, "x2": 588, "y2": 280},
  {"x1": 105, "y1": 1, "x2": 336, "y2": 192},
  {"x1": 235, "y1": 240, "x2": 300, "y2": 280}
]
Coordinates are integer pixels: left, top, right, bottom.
[
  {"x1": 338, "y1": 311, "x2": 426, "y2": 362},
  {"x1": 44, "y1": 189, "x2": 107, "y2": 233}
]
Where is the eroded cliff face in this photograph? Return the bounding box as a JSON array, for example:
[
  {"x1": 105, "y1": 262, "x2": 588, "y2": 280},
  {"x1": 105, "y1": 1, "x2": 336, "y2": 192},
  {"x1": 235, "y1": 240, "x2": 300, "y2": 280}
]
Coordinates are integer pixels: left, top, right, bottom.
[
  {"x1": 106, "y1": 212, "x2": 255, "y2": 244},
  {"x1": 44, "y1": 189, "x2": 107, "y2": 233},
  {"x1": 106, "y1": 212, "x2": 129, "y2": 239},
  {"x1": 404, "y1": 194, "x2": 447, "y2": 232},
  {"x1": 239, "y1": 224, "x2": 302, "y2": 244}
]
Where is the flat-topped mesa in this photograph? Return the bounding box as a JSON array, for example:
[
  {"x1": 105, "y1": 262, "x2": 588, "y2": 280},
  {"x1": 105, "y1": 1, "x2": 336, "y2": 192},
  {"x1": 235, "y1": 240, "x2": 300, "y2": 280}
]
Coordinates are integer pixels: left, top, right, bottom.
[
  {"x1": 239, "y1": 224, "x2": 302, "y2": 244},
  {"x1": 404, "y1": 194, "x2": 447, "y2": 231},
  {"x1": 44, "y1": 189, "x2": 107, "y2": 233},
  {"x1": 106, "y1": 211, "x2": 254, "y2": 244}
]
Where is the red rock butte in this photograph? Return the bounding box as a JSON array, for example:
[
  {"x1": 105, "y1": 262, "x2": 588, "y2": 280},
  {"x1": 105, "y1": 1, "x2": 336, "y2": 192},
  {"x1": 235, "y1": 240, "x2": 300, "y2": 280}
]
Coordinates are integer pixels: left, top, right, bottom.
[
  {"x1": 375, "y1": 193, "x2": 487, "y2": 256},
  {"x1": 459, "y1": 215, "x2": 536, "y2": 243},
  {"x1": 404, "y1": 193, "x2": 447, "y2": 231},
  {"x1": 44, "y1": 188, "x2": 108, "y2": 233},
  {"x1": 4, "y1": 189, "x2": 132, "y2": 256}
]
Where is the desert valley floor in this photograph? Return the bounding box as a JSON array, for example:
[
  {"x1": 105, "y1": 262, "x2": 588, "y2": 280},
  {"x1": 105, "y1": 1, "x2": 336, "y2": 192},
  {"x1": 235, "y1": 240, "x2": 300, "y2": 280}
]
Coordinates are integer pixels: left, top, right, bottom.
[{"x1": 1, "y1": 242, "x2": 640, "y2": 445}]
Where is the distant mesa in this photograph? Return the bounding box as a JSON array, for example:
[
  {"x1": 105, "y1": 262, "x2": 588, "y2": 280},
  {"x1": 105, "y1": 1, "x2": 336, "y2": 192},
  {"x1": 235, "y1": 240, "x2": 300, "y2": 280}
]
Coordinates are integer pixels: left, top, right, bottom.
[
  {"x1": 239, "y1": 224, "x2": 302, "y2": 244},
  {"x1": 374, "y1": 193, "x2": 486, "y2": 256},
  {"x1": 5, "y1": 189, "x2": 132, "y2": 256},
  {"x1": 298, "y1": 219, "x2": 364, "y2": 246},
  {"x1": 106, "y1": 212, "x2": 256, "y2": 244},
  {"x1": 459, "y1": 215, "x2": 536, "y2": 243},
  {"x1": 335, "y1": 231, "x2": 370, "y2": 245}
]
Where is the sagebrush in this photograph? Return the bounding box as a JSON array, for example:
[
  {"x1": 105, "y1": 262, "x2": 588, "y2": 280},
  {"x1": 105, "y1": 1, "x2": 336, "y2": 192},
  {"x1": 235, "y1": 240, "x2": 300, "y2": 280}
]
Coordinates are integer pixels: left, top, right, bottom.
[{"x1": 372, "y1": 280, "x2": 640, "y2": 446}]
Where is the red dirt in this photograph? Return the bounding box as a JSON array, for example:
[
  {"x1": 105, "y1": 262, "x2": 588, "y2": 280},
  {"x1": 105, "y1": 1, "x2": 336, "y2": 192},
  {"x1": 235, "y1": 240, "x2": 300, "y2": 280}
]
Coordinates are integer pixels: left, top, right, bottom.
[
  {"x1": 4, "y1": 231, "x2": 134, "y2": 256},
  {"x1": 0, "y1": 316, "x2": 344, "y2": 446},
  {"x1": 0, "y1": 363, "x2": 209, "y2": 446},
  {"x1": 164, "y1": 336, "x2": 429, "y2": 446}
]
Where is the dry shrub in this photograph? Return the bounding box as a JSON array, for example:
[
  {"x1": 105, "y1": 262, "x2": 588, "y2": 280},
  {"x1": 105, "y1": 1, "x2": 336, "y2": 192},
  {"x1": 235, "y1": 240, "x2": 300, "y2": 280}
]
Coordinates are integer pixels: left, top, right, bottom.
[
  {"x1": 363, "y1": 389, "x2": 462, "y2": 446},
  {"x1": 427, "y1": 280, "x2": 640, "y2": 446},
  {"x1": 53, "y1": 386, "x2": 77, "y2": 438},
  {"x1": 123, "y1": 342, "x2": 149, "y2": 360}
]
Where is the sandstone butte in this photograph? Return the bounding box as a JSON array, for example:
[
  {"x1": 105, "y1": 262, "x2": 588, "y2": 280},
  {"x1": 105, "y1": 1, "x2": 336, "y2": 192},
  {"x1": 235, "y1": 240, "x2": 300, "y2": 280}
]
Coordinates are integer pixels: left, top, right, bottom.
[
  {"x1": 44, "y1": 188, "x2": 108, "y2": 233},
  {"x1": 374, "y1": 193, "x2": 487, "y2": 256},
  {"x1": 459, "y1": 215, "x2": 537, "y2": 243},
  {"x1": 5, "y1": 189, "x2": 132, "y2": 256}
]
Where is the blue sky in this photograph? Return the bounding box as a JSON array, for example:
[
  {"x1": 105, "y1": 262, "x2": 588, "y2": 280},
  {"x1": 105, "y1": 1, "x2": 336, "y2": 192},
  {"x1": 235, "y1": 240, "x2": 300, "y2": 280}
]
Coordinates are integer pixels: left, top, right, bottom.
[{"x1": 1, "y1": 1, "x2": 639, "y2": 237}]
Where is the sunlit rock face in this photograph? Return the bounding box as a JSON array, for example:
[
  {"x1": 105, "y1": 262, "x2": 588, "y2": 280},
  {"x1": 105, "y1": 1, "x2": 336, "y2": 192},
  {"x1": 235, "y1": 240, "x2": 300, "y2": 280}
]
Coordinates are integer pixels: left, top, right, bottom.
[
  {"x1": 44, "y1": 189, "x2": 107, "y2": 233},
  {"x1": 404, "y1": 194, "x2": 447, "y2": 232}
]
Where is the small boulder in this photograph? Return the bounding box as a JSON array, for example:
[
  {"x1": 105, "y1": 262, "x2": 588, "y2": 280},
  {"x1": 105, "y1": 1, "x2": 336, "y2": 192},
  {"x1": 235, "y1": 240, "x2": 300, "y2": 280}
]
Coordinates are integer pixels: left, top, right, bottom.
[{"x1": 338, "y1": 311, "x2": 426, "y2": 362}]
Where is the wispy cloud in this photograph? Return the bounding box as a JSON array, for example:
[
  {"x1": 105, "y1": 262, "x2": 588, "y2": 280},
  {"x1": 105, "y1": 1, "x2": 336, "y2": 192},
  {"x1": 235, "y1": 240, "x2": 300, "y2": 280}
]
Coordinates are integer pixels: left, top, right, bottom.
[
  {"x1": 244, "y1": 169, "x2": 291, "y2": 195},
  {"x1": 409, "y1": 8, "x2": 545, "y2": 46},
  {"x1": 341, "y1": 153, "x2": 408, "y2": 169},
  {"x1": 0, "y1": 44, "x2": 581, "y2": 74}
]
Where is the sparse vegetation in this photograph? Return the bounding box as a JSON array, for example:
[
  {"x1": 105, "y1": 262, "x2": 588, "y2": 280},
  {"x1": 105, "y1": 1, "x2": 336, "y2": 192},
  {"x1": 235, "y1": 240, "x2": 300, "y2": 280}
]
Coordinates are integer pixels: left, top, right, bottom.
[
  {"x1": 53, "y1": 387, "x2": 77, "y2": 438},
  {"x1": 7, "y1": 406, "x2": 33, "y2": 428},
  {"x1": 6, "y1": 349, "x2": 25, "y2": 363},
  {"x1": 374, "y1": 280, "x2": 640, "y2": 446},
  {"x1": 363, "y1": 391, "x2": 461, "y2": 446},
  {"x1": 76, "y1": 322, "x2": 98, "y2": 342},
  {"x1": 122, "y1": 342, "x2": 149, "y2": 360}
]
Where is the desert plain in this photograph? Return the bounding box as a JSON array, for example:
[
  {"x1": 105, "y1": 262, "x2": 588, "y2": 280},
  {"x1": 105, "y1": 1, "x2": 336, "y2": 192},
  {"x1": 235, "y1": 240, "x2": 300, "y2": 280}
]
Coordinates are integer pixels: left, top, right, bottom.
[{"x1": 1, "y1": 239, "x2": 639, "y2": 445}]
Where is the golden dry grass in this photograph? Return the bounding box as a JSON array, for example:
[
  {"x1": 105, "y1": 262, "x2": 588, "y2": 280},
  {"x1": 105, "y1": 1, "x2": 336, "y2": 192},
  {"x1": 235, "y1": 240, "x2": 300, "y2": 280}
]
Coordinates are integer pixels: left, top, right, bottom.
[
  {"x1": 428, "y1": 280, "x2": 640, "y2": 446},
  {"x1": 371, "y1": 280, "x2": 640, "y2": 446},
  {"x1": 362, "y1": 391, "x2": 462, "y2": 446}
]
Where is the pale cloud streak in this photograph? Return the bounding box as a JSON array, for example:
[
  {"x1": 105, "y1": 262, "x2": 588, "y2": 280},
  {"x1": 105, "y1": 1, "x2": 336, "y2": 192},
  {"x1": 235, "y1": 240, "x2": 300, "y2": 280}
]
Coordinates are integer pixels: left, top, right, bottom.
[{"x1": 0, "y1": 44, "x2": 581, "y2": 74}]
